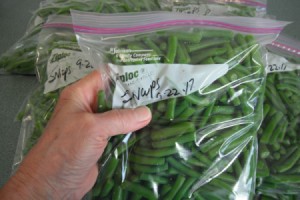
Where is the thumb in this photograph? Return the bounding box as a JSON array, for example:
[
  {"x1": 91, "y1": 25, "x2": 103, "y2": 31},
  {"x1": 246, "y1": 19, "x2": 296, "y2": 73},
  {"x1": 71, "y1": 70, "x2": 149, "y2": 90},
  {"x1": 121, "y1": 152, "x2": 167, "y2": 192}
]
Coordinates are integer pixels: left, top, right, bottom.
[
  {"x1": 93, "y1": 106, "x2": 152, "y2": 138},
  {"x1": 55, "y1": 70, "x2": 103, "y2": 114}
]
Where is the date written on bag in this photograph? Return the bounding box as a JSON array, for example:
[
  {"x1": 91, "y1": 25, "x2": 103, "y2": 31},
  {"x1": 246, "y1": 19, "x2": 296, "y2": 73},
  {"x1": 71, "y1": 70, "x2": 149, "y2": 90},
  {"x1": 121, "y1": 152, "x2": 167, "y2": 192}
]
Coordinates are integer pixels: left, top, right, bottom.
[{"x1": 44, "y1": 49, "x2": 94, "y2": 94}]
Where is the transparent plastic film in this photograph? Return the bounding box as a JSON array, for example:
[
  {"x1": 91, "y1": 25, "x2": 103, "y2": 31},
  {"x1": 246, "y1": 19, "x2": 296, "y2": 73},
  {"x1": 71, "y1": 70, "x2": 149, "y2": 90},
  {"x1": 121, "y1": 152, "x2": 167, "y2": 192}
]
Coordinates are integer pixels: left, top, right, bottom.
[
  {"x1": 72, "y1": 12, "x2": 287, "y2": 199},
  {"x1": 0, "y1": 0, "x2": 165, "y2": 74},
  {"x1": 256, "y1": 35, "x2": 300, "y2": 199},
  {"x1": 12, "y1": 16, "x2": 96, "y2": 172},
  {"x1": 13, "y1": 86, "x2": 59, "y2": 171},
  {"x1": 159, "y1": 0, "x2": 268, "y2": 17}
]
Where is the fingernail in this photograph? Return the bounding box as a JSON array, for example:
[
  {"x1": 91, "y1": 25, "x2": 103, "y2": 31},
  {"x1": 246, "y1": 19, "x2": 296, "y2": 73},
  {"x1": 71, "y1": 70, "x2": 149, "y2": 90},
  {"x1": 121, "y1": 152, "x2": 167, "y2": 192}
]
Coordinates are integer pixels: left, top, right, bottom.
[{"x1": 135, "y1": 106, "x2": 152, "y2": 122}]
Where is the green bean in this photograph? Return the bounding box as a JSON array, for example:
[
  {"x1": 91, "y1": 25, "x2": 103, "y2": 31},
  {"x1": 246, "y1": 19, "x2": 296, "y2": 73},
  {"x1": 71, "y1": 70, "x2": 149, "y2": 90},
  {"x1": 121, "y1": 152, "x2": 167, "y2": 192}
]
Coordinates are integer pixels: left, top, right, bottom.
[
  {"x1": 209, "y1": 178, "x2": 233, "y2": 193},
  {"x1": 152, "y1": 132, "x2": 195, "y2": 148},
  {"x1": 165, "y1": 98, "x2": 176, "y2": 120},
  {"x1": 198, "y1": 101, "x2": 215, "y2": 128},
  {"x1": 257, "y1": 159, "x2": 270, "y2": 178},
  {"x1": 235, "y1": 33, "x2": 248, "y2": 50},
  {"x1": 184, "y1": 94, "x2": 211, "y2": 106},
  {"x1": 277, "y1": 73, "x2": 300, "y2": 84},
  {"x1": 186, "y1": 157, "x2": 207, "y2": 167},
  {"x1": 131, "y1": 193, "x2": 142, "y2": 200},
  {"x1": 213, "y1": 56, "x2": 228, "y2": 64},
  {"x1": 156, "y1": 100, "x2": 167, "y2": 113},
  {"x1": 233, "y1": 159, "x2": 243, "y2": 176},
  {"x1": 279, "y1": 146, "x2": 287, "y2": 155},
  {"x1": 270, "y1": 142, "x2": 280, "y2": 152},
  {"x1": 165, "y1": 167, "x2": 179, "y2": 176},
  {"x1": 116, "y1": 131, "x2": 149, "y2": 155},
  {"x1": 193, "y1": 192, "x2": 206, "y2": 200},
  {"x1": 275, "y1": 148, "x2": 300, "y2": 173},
  {"x1": 131, "y1": 162, "x2": 168, "y2": 174},
  {"x1": 174, "y1": 100, "x2": 189, "y2": 117},
  {"x1": 166, "y1": 35, "x2": 178, "y2": 63},
  {"x1": 192, "y1": 147, "x2": 212, "y2": 166},
  {"x1": 143, "y1": 37, "x2": 163, "y2": 56},
  {"x1": 100, "y1": 179, "x2": 114, "y2": 197},
  {"x1": 169, "y1": 31, "x2": 202, "y2": 43},
  {"x1": 212, "y1": 106, "x2": 235, "y2": 115},
  {"x1": 151, "y1": 122, "x2": 195, "y2": 140},
  {"x1": 277, "y1": 146, "x2": 298, "y2": 164},
  {"x1": 191, "y1": 47, "x2": 227, "y2": 64},
  {"x1": 177, "y1": 107, "x2": 195, "y2": 120},
  {"x1": 161, "y1": 184, "x2": 172, "y2": 196},
  {"x1": 267, "y1": 174, "x2": 300, "y2": 184},
  {"x1": 263, "y1": 104, "x2": 271, "y2": 119},
  {"x1": 134, "y1": 146, "x2": 177, "y2": 157},
  {"x1": 121, "y1": 181, "x2": 156, "y2": 200},
  {"x1": 112, "y1": 185, "x2": 122, "y2": 200},
  {"x1": 226, "y1": 71, "x2": 239, "y2": 82},
  {"x1": 260, "y1": 112, "x2": 284, "y2": 144},
  {"x1": 92, "y1": 181, "x2": 102, "y2": 197},
  {"x1": 187, "y1": 38, "x2": 229, "y2": 52},
  {"x1": 209, "y1": 115, "x2": 233, "y2": 124},
  {"x1": 167, "y1": 157, "x2": 201, "y2": 177},
  {"x1": 269, "y1": 118, "x2": 287, "y2": 143},
  {"x1": 265, "y1": 84, "x2": 287, "y2": 114},
  {"x1": 129, "y1": 154, "x2": 165, "y2": 165},
  {"x1": 276, "y1": 83, "x2": 299, "y2": 94},
  {"x1": 273, "y1": 152, "x2": 281, "y2": 160},
  {"x1": 202, "y1": 57, "x2": 214, "y2": 64},
  {"x1": 160, "y1": 42, "x2": 167, "y2": 51},
  {"x1": 103, "y1": 156, "x2": 119, "y2": 179},
  {"x1": 218, "y1": 173, "x2": 236, "y2": 183},
  {"x1": 97, "y1": 90, "x2": 108, "y2": 112},
  {"x1": 139, "y1": 173, "x2": 169, "y2": 184},
  {"x1": 218, "y1": 77, "x2": 241, "y2": 106},
  {"x1": 220, "y1": 128, "x2": 255, "y2": 156},
  {"x1": 173, "y1": 177, "x2": 196, "y2": 200},
  {"x1": 164, "y1": 175, "x2": 186, "y2": 200},
  {"x1": 277, "y1": 78, "x2": 300, "y2": 88},
  {"x1": 288, "y1": 165, "x2": 300, "y2": 174},
  {"x1": 259, "y1": 144, "x2": 270, "y2": 159},
  {"x1": 200, "y1": 126, "x2": 247, "y2": 153},
  {"x1": 177, "y1": 42, "x2": 191, "y2": 64}
]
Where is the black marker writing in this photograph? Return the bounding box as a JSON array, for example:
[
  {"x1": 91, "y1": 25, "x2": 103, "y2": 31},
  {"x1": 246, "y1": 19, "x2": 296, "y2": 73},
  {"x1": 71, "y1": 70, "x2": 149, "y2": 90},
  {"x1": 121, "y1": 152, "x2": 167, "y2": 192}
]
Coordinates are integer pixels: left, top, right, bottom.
[{"x1": 48, "y1": 66, "x2": 72, "y2": 83}]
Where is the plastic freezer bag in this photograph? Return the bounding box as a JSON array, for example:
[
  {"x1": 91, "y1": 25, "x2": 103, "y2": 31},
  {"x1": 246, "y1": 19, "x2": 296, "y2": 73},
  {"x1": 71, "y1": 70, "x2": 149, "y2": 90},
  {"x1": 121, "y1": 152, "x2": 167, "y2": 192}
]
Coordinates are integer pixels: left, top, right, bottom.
[
  {"x1": 0, "y1": 0, "x2": 100, "y2": 74},
  {"x1": 159, "y1": 0, "x2": 268, "y2": 17},
  {"x1": 12, "y1": 16, "x2": 96, "y2": 171},
  {"x1": 0, "y1": 0, "x2": 163, "y2": 75},
  {"x1": 256, "y1": 35, "x2": 300, "y2": 199},
  {"x1": 72, "y1": 11, "x2": 287, "y2": 199},
  {"x1": 35, "y1": 15, "x2": 98, "y2": 91}
]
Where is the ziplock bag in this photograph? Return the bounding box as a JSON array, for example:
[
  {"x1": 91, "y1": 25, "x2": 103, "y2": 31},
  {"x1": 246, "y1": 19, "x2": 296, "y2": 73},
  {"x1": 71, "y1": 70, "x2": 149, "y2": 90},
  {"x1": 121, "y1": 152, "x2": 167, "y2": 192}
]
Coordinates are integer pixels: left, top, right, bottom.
[
  {"x1": 256, "y1": 35, "x2": 300, "y2": 200},
  {"x1": 0, "y1": 0, "x2": 163, "y2": 75},
  {"x1": 159, "y1": 0, "x2": 267, "y2": 17},
  {"x1": 0, "y1": 0, "x2": 100, "y2": 74},
  {"x1": 34, "y1": 15, "x2": 90, "y2": 84},
  {"x1": 72, "y1": 11, "x2": 287, "y2": 199},
  {"x1": 12, "y1": 15, "x2": 96, "y2": 171}
]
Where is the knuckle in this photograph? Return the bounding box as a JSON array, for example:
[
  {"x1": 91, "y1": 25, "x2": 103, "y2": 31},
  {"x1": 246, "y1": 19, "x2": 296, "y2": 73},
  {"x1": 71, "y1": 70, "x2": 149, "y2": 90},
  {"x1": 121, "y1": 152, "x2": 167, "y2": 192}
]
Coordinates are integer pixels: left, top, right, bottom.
[{"x1": 59, "y1": 86, "x2": 73, "y2": 100}]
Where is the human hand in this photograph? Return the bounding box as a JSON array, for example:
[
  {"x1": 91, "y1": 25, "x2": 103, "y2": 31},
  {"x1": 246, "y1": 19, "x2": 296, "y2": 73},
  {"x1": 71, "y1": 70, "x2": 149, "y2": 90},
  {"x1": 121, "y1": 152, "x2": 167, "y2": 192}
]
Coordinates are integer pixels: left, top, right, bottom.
[{"x1": 0, "y1": 70, "x2": 152, "y2": 199}]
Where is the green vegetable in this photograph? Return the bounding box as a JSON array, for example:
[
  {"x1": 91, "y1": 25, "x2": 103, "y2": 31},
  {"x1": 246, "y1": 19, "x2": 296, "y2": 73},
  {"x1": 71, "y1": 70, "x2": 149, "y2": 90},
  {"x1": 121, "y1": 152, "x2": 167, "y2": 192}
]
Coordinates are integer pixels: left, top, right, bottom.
[
  {"x1": 164, "y1": 175, "x2": 186, "y2": 200},
  {"x1": 17, "y1": 23, "x2": 267, "y2": 199},
  {"x1": 89, "y1": 29, "x2": 264, "y2": 199},
  {"x1": 0, "y1": 0, "x2": 163, "y2": 74},
  {"x1": 257, "y1": 69, "x2": 300, "y2": 198}
]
